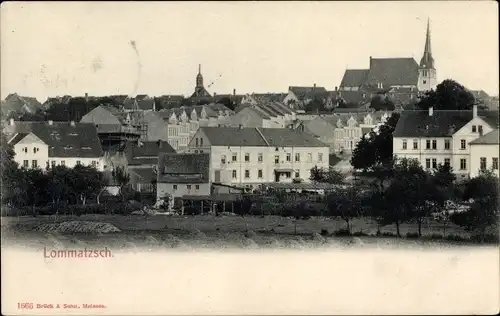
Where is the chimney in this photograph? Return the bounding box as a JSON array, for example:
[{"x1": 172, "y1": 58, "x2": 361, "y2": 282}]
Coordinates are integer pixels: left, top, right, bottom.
[
  {"x1": 313, "y1": 83, "x2": 316, "y2": 92},
  {"x1": 428, "y1": 106, "x2": 433, "y2": 116},
  {"x1": 48, "y1": 120, "x2": 53, "y2": 126},
  {"x1": 70, "y1": 120, "x2": 76, "y2": 126},
  {"x1": 370, "y1": 56, "x2": 373, "y2": 68},
  {"x1": 85, "y1": 93, "x2": 88, "y2": 102},
  {"x1": 335, "y1": 86, "x2": 338, "y2": 92},
  {"x1": 233, "y1": 88, "x2": 236, "y2": 96},
  {"x1": 157, "y1": 140, "x2": 162, "y2": 148},
  {"x1": 9, "y1": 118, "x2": 14, "y2": 126},
  {"x1": 473, "y1": 104, "x2": 478, "y2": 118}
]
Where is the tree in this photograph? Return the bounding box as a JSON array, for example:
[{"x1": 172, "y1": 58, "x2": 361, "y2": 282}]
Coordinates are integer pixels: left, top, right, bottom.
[
  {"x1": 309, "y1": 165, "x2": 326, "y2": 182},
  {"x1": 305, "y1": 98, "x2": 325, "y2": 113},
  {"x1": 112, "y1": 166, "x2": 130, "y2": 202},
  {"x1": 416, "y1": 79, "x2": 476, "y2": 110},
  {"x1": 350, "y1": 112, "x2": 400, "y2": 171},
  {"x1": 326, "y1": 184, "x2": 362, "y2": 234},
  {"x1": 325, "y1": 168, "x2": 344, "y2": 184},
  {"x1": 453, "y1": 170, "x2": 499, "y2": 240},
  {"x1": 370, "y1": 94, "x2": 395, "y2": 111},
  {"x1": 70, "y1": 165, "x2": 105, "y2": 205}
]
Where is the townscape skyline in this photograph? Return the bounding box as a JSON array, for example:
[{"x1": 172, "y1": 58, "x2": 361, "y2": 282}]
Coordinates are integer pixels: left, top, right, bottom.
[{"x1": 1, "y1": 1, "x2": 498, "y2": 102}]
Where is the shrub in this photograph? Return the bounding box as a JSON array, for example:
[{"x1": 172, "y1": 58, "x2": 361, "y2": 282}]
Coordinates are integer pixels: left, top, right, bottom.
[
  {"x1": 320, "y1": 228, "x2": 329, "y2": 236},
  {"x1": 470, "y1": 233, "x2": 499, "y2": 244},
  {"x1": 333, "y1": 228, "x2": 351, "y2": 236},
  {"x1": 379, "y1": 232, "x2": 397, "y2": 237},
  {"x1": 428, "y1": 233, "x2": 444, "y2": 240},
  {"x1": 406, "y1": 232, "x2": 420, "y2": 239},
  {"x1": 352, "y1": 231, "x2": 369, "y2": 237},
  {"x1": 444, "y1": 234, "x2": 468, "y2": 242}
]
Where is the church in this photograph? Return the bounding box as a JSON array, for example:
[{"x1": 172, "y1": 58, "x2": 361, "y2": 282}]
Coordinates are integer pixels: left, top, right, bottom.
[
  {"x1": 190, "y1": 64, "x2": 212, "y2": 100},
  {"x1": 338, "y1": 19, "x2": 437, "y2": 106}
]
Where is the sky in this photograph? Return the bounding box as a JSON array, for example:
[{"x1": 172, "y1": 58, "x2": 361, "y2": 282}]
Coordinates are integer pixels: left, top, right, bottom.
[{"x1": 1, "y1": 1, "x2": 498, "y2": 102}]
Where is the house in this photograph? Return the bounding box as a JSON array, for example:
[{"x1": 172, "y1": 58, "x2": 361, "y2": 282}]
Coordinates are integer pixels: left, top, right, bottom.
[
  {"x1": 283, "y1": 85, "x2": 330, "y2": 109},
  {"x1": 241, "y1": 93, "x2": 288, "y2": 106},
  {"x1": 339, "y1": 19, "x2": 436, "y2": 105},
  {"x1": 4, "y1": 119, "x2": 104, "y2": 171},
  {"x1": 80, "y1": 105, "x2": 142, "y2": 150},
  {"x1": 123, "y1": 95, "x2": 156, "y2": 111},
  {"x1": 1, "y1": 93, "x2": 43, "y2": 116},
  {"x1": 157, "y1": 104, "x2": 233, "y2": 152},
  {"x1": 154, "y1": 95, "x2": 185, "y2": 110},
  {"x1": 213, "y1": 90, "x2": 244, "y2": 108},
  {"x1": 156, "y1": 153, "x2": 211, "y2": 200},
  {"x1": 231, "y1": 102, "x2": 297, "y2": 128},
  {"x1": 186, "y1": 126, "x2": 329, "y2": 189},
  {"x1": 469, "y1": 129, "x2": 499, "y2": 178},
  {"x1": 298, "y1": 111, "x2": 391, "y2": 153},
  {"x1": 393, "y1": 105, "x2": 499, "y2": 179}
]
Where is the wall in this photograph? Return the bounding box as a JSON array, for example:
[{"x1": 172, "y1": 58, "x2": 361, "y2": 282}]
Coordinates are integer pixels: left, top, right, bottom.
[
  {"x1": 157, "y1": 182, "x2": 211, "y2": 200},
  {"x1": 13, "y1": 133, "x2": 49, "y2": 169},
  {"x1": 143, "y1": 112, "x2": 168, "y2": 141},
  {"x1": 469, "y1": 144, "x2": 500, "y2": 178}
]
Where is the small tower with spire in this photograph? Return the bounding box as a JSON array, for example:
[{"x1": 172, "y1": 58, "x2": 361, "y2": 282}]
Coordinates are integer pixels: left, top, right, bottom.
[
  {"x1": 196, "y1": 64, "x2": 204, "y2": 89},
  {"x1": 191, "y1": 64, "x2": 211, "y2": 98},
  {"x1": 417, "y1": 18, "x2": 437, "y2": 91}
]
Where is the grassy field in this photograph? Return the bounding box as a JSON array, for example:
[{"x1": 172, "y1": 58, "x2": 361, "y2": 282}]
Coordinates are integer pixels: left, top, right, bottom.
[{"x1": 1, "y1": 214, "x2": 478, "y2": 250}]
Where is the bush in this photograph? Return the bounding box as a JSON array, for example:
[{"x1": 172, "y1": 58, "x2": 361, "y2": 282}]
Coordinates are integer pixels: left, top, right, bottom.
[
  {"x1": 379, "y1": 232, "x2": 397, "y2": 237},
  {"x1": 406, "y1": 232, "x2": 420, "y2": 239},
  {"x1": 444, "y1": 234, "x2": 468, "y2": 242},
  {"x1": 427, "y1": 233, "x2": 444, "y2": 240},
  {"x1": 333, "y1": 228, "x2": 351, "y2": 236},
  {"x1": 320, "y1": 228, "x2": 329, "y2": 236},
  {"x1": 352, "y1": 231, "x2": 369, "y2": 237},
  {"x1": 470, "y1": 233, "x2": 499, "y2": 244}
]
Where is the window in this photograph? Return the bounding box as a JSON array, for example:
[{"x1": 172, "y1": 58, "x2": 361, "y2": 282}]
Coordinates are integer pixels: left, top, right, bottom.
[
  {"x1": 23, "y1": 147, "x2": 28, "y2": 153},
  {"x1": 187, "y1": 185, "x2": 192, "y2": 190},
  {"x1": 286, "y1": 153, "x2": 291, "y2": 162},
  {"x1": 195, "y1": 185, "x2": 200, "y2": 190},
  {"x1": 444, "y1": 158, "x2": 450, "y2": 167},
  {"x1": 31, "y1": 160, "x2": 37, "y2": 168},
  {"x1": 460, "y1": 158, "x2": 467, "y2": 170},
  {"x1": 444, "y1": 139, "x2": 451, "y2": 150},
  {"x1": 295, "y1": 153, "x2": 300, "y2": 162},
  {"x1": 318, "y1": 153, "x2": 323, "y2": 162},
  {"x1": 200, "y1": 138, "x2": 204, "y2": 146},
  {"x1": 258, "y1": 169, "x2": 263, "y2": 178},
  {"x1": 232, "y1": 170, "x2": 237, "y2": 179},
  {"x1": 173, "y1": 185, "x2": 177, "y2": 190},
  {"x1": 33, "y1": 147, "x2": 39, "y2": 154},
  {"x1": 195, "y1": 138, "x2": 199, "y2": 146},
  {"x1": 91, "y1": 161, "x2": 97, "y2": 167},
  {"x1": 432, "y1": 158, "x2": 437, "y2": 169},
  {"x1": 478, "y1": 125, "x2": 483, "y2": 134},
  {"x1": 493, "y1": 158, "x2": 499, "y2": 170},
  {"x1": 274, "y1": 155, "x2": 280, "y2": 164},
  {"x1": 460, "y1": 139, "x2": 466, "y2": 149},
  {"x1": 413, "y1": 140, "x2": 418, "y2": 150},
  {"x1": 232, "y1": 153, "x2": 237, "y2": 162},
  {"x1": 425, "y1": 159, "x2": 431, "y2": 169},
  {"x1": 480, "y1": 157, "x2": 487, "y2": 170},
  {"x1": 432, "y1": 140, "x2": 437, "y2": 150},
  {"x1": 245, "y1": 170, "x2": 250, "y2": 179},
  {"x1": 51, "y1": 161, "x2": 56, "y2": 168},
  {"x1": 402, "y1": 140, "x2": 407, "y2": 150},
  {"x1": 258, "y1": 153, "x2": 263, "y2": 163},
  {"x1": 307, "y1": 153, "x2": 312, "y2": 163},
  {"x1": 295, "y1": 171, "x2": 300, "y2": 178},
  {"x1": 426, "y1": 140, "x2": 431, "y2": 149},
  {"x1": 23, "y1": 160, "x2": 29, "y2": 168},
  {"x1": 472, "y1": 125, "x2": 477, "y2": 132},
  {"x1": 76, "y1": 160, "x2": 81, "y2": 166},
  {"x1": 221, "y1": 155, "x2": 226, "y2": 164},
  {"x1": 61, "y1": 160, "x2": 65, "y2": 166},
  {"x1": 244, "y1": 153, "x2": 250, "y2": 162}
]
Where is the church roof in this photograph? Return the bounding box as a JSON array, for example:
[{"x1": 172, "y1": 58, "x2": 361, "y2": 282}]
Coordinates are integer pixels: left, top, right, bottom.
[
  {"x1": 365, "y1": 57, "x2": 420, "y2": 87},
  {"x1": 339, "y1": 70, "x2": 369, "y2": 87}
]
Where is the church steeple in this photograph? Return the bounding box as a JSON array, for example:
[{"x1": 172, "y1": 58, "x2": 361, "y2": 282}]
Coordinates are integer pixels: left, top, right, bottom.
[
  {"x1": 417, "y1": 18, "x2": 437, "y2": 92},
  {"x1": 196, "y1": 64, "x2": 204, "y2": 88},
  {"x1": 419, "y1": 18, "x2": 434, "y2": 69}
]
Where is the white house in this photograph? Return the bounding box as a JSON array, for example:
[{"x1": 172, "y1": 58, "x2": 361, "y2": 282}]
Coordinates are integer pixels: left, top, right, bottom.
[
  {"x1": 393, "y1": 105, "x2": 499, "y2": 179},
  {"x1": 469, "y1": 129, "x2": 499, "y2": 178},
  {"x1": 4, "y1": 119, "x2": 104, "y2": 171},
  {"x1": 185, "y1": 126, "x2": 329, "y2": 190}
]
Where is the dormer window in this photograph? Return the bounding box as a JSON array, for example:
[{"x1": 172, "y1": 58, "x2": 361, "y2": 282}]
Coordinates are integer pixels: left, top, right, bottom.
[{"x1": 472, "y1": 125, "x2": 477, "y2": 132}]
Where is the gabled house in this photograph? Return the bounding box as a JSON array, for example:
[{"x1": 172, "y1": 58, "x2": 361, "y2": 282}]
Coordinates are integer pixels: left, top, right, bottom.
[
  {"x1": 157, "y1": 153, "x2": 211, "y2": 200},
  {"x1": 231, "y1": 102, "x2": 297, "y2": 128},
  {"x1": 283, "y1": 85, "x2": 330, "y2": 109},
  {"x1": 469, "y1": 129, "x2": 500, "y2": 177},
  {"x1": 154, "y1": 95, "x2": 185, "y2": 110},
  {"x1": 1, "y1": 93, "x2": 43, "y2": 116},
  {"x1": 187, "y1": 126, "x2": 329, "y2": 188},
  {"x1": 241, "y1": 93, "x2": 288, "y2": 106},
  {"x1": 4, "y1": 120, "x2": 104, "y2": 171},
  {"x1": 123, "y1": 95, "x2": 156, "y2": 111},
  {"x1": 393, "y1": 105, "x2": 499, "y2": 179}
]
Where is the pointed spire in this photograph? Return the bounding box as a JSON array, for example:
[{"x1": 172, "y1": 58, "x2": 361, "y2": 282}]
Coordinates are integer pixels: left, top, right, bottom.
[
  {"x1": 198, "y1": 64, "x2": 201, "y2": 74},
  {"x1": 419, "y1": 18, "x2": 434, "y2": 69}
]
